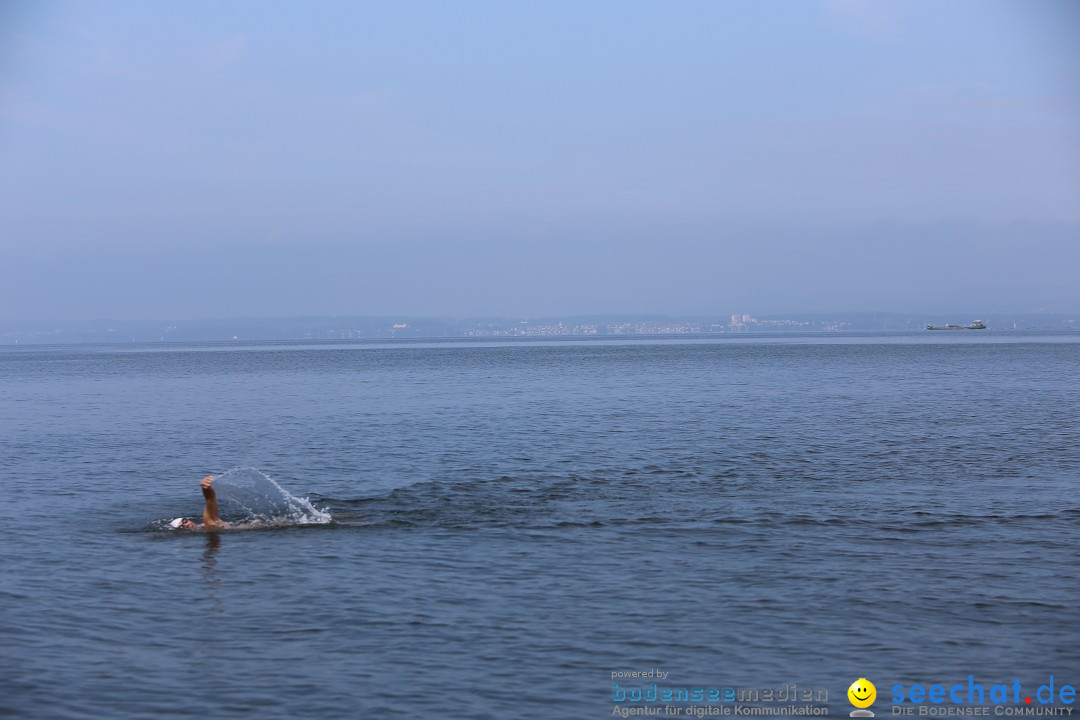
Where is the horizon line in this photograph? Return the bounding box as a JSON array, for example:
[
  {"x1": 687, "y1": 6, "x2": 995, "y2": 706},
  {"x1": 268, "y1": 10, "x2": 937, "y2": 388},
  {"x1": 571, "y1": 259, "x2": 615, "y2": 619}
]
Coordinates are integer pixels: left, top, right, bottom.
[{"x1": 3, "y1": 310, "x2": 1078, "y2": 325}]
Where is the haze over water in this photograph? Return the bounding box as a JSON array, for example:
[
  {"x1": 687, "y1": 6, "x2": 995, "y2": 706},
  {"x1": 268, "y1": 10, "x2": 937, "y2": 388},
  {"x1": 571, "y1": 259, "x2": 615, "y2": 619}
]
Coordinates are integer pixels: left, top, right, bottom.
[
  {"x1": 1, "y1": 1, "x2": 1078, "y2": 320},
  {"x1": 3, "y1": 334, "x2": 1077, "y2": 718}
]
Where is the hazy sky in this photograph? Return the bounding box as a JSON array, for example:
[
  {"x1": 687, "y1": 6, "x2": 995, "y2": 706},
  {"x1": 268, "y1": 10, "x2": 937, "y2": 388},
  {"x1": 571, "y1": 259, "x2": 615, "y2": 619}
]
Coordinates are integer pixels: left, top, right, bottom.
[{"x1": 1, "y1": 0, "x2": 1078, "y2": 320}]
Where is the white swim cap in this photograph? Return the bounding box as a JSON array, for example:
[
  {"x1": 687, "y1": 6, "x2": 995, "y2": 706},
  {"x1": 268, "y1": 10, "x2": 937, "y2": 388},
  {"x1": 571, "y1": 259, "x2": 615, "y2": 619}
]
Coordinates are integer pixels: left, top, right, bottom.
[{"x1": 169, "y1": 517, "x2": 186, "y2": 529}]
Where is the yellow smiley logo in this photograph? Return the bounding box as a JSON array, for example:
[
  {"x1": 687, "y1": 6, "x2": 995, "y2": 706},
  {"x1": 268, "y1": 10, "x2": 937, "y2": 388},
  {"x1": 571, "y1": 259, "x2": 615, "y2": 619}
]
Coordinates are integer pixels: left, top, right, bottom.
[{"x1": 848, "y1": 678, "x2": 877, "y2": 709}]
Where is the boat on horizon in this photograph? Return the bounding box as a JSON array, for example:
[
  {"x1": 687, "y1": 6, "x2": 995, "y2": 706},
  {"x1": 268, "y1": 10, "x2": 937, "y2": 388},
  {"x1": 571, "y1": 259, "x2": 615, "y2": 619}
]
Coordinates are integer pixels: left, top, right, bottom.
[{"x1": 926, "y1": 320, "x2": 987, "y2": 330}]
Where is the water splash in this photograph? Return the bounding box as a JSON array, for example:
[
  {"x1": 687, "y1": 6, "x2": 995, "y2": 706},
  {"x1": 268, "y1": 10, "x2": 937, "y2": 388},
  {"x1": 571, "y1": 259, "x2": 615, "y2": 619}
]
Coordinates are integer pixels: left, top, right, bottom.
[{"x1": 211, "y1": 467, "x2": 331, "y2": 525}]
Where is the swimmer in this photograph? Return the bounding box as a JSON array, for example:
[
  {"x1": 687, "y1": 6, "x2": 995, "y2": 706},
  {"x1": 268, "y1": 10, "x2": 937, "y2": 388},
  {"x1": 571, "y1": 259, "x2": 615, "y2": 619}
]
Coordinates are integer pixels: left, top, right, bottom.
[{"x1": 169, "y1": 475, "x2": 226, "y2": 530}]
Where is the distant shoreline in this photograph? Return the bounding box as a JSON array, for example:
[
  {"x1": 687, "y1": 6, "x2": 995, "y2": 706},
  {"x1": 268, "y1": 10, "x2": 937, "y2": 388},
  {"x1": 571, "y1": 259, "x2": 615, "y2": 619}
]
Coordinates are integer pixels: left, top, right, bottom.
[{"x1": 1, "y1": 316, "x2": 1077, "y2": 347}]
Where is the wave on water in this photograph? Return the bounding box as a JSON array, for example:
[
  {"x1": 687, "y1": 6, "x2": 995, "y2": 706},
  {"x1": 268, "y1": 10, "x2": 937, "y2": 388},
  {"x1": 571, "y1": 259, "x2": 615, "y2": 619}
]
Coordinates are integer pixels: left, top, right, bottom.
[
  {"x1": 312, "y1": 470, "x2": 1080, "y2": 532},
  {"x1": 211, "y1": 466, "x2": 332, "y2": 526}
]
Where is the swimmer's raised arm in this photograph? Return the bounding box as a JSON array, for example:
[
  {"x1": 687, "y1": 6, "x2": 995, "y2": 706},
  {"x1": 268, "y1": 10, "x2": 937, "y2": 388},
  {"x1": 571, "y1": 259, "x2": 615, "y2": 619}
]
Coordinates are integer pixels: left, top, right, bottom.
[{"x1": 201, "y1": 475, "x2": 225, "y2": 529}]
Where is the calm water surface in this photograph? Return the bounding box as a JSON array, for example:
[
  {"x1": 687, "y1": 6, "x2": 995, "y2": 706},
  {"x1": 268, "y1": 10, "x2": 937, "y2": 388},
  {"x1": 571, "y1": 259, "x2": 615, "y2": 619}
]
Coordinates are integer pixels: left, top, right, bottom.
[{"x1": 2, "y1": 334, "x2": 1078, "y2": 718}]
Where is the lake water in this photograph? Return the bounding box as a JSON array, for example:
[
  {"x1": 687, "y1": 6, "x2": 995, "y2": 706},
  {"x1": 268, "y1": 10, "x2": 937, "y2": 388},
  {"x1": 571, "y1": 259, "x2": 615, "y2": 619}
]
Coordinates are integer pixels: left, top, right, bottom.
[{"x1": 2, "y1": 333, "x2": 1078, "y2": 718}]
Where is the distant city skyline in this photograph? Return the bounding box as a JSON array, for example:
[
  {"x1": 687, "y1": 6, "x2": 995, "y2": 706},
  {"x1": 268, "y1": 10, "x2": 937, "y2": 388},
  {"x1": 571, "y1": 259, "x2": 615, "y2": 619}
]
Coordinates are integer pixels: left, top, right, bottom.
[
  {"x1": 2, "y1": 310, "x2": 1074, "y2": 345},
  {"x1": 1, "y1": 1, "x2": 1077, "y2": 321}
]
